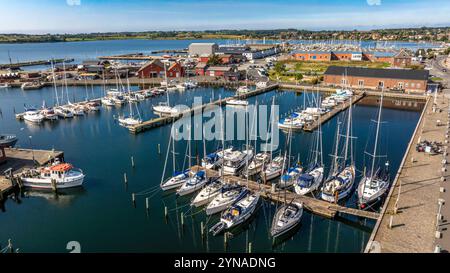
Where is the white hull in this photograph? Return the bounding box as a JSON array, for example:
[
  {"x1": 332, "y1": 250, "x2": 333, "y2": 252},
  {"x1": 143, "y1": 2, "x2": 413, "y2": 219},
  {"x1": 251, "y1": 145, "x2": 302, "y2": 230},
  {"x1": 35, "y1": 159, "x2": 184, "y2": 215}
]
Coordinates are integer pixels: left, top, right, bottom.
[
  {"x1": 22, "y1": 175, "x2": 84, "y2": 189},
  {"x1": 294, "y1": 167, "x2": 324, "y2": 195}
]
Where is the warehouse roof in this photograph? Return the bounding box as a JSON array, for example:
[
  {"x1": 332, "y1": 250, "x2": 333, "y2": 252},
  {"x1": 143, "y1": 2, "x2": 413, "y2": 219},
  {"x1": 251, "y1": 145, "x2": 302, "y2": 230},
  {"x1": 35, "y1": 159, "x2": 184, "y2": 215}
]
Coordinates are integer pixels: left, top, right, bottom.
[{"x1": 324, "y1": 66, "x2": 429, "y2": 81}]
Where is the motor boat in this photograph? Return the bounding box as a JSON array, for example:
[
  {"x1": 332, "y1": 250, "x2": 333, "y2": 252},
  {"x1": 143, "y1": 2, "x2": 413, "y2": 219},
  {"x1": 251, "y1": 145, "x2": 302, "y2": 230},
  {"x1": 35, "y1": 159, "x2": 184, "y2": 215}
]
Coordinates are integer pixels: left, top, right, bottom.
[
  {"x1": 237, "y1": 86, "x2": 250, "y2": 94},
  {"x1": 256, "y1": 81, "x2": 268, "y2": 89},
  {"x1": 222, "y1": 147, "x2": 253, "y2": 176},
  {"x1": 293, "y1": 165, "x2": 324, "y2": 195},
  {"x1": 278, "y1": 113, "x2": 304, "y2": 131},
  {"x1": 19, "y1": 160, "x2": 85, "y2": 190},
  {"x1": 244, "y1": 152, "x2": 270, "y2": 177},
  {"x1": 0, "y1": 82, "x2": 10, "y2": 89},
  {"x1": 23, "y1": 109, "x2": 44, "y2": 123},
  {"x1": 321, "y1": 165, "x2": 356, "y2": 203},
  {"x1": 176, "y1": 170, "x2": 209, "y2": 196},
  {"x1": 0, "y1": 134, "x2": 18, "y2": 148},
  {"x1": 112, "y1": 95, "x2": 126, "y2": 106},
  {"x1": 205, "y1": 185, "x2": 245, "y2": 215},
  {"x1": 191, "y1": 179, "x2": 223, "y2": 208},
  {"x1": 270, "y1": 202, "x2": 303, "y2": 238},
  {"x1": 210, "y1": 190, "x2": 260, "y2": 236},
  {"x1": 21, "y1": 82, "x2": 45, "y2": 90},
  {"x1": 101, "y1": 97, "x2": 116, "y2": 107},
  {"x1": 176, "y1": 84, "x2": 186, "y2": 91},
  {"x1": 41, "y1": 108, "x2": 58, "y2": 121},
  {"x1": 54, "y1": 106, "x2": 74, "y2": 119},
  {"x1": 160, "y1": 169, "x2": 192, "y2": 191},
  {"x1": 226, "y1": 99, "x2": 249, "y2": 106},
  {"x1": 263, "y1": 156, "x2": 286, "y2": 181}
]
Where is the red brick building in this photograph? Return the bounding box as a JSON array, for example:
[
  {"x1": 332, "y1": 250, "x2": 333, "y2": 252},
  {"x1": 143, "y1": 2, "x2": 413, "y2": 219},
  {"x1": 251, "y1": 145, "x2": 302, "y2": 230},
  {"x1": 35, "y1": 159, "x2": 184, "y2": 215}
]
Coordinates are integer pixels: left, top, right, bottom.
[
  {"x1": 324, "y1": 66, "x2": 429, "y2": 93},
  {"x1": 198, "y1": 54, "x2": 242, "y2": 65},
  {"x1": 292, "y1": 51, "x2": 332, "y2": 61},
  {"x1": 393, "y1": 50, "x2": 412, "y2": 67},
  {"x1": 166, "y1": 62, "x2": 184, "y2": 78},
  {"x1": 195, "y1": 63, "x2": 208, "y2": 76}
]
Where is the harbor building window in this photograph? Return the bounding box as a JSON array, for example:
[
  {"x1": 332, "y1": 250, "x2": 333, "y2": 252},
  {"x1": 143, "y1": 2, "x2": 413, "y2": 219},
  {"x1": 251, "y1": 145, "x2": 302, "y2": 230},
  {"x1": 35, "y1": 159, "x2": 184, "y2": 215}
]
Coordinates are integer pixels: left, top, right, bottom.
[
  {"x1": 411, "y1": 83, "x2": 415, "y2": 88},
  {"x1": 341, "y1": 79, "x2": 348, "y2": 85},
  {"x1": 398, "y1": 82, "x2": 404, "y2": 89},
  {"x1": 358, "y1": 80, "x2": 364, "y2": 88},
  {"x1": 378, "y1": 81, "x2": 384, "y2": 89}
]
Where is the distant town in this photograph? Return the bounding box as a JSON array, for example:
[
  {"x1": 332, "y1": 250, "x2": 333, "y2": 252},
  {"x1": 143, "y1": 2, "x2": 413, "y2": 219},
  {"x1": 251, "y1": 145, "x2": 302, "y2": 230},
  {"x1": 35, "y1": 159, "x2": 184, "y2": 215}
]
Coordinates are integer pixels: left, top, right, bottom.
[{"x1": 1, "y1": 26, "x2": 450, "y2": 44}]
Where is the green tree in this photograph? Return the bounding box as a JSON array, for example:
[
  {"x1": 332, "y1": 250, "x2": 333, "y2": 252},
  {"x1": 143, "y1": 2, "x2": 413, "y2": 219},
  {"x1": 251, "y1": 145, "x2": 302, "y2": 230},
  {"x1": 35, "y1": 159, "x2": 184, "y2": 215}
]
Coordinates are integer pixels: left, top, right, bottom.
[
  {"x1": 207, "y1": 54, "x2": 223, "y2": 65},
  {"x1": 273, "y1": 62, "x2": 286, "y2": 76},
  {"x1": 294, "y1": 73, "x2": 303, "y2": 85}
]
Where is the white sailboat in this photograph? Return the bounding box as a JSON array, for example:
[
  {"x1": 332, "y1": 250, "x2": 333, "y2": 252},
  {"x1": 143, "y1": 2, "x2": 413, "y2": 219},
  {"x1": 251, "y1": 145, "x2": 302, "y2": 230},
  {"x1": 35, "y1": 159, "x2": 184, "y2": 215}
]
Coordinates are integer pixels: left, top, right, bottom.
[
  {"x1": 118, "y1": 101, "x2": 142, "y2": 128},
  {"x1": 153, "y1": 64, "x2": 179, "y2": 116},
  {"x1": 357, "y1": 90, "x2": 390, "y2": 209},
  {"x1": 321, "y1": 95, "x2": 356, "y2": 203}
]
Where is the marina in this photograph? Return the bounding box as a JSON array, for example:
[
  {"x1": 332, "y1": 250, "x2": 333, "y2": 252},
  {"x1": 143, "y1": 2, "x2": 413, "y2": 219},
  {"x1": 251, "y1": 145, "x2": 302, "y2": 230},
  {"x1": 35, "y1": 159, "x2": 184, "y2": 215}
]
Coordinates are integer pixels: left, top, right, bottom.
[{"x1": 0, "y1": 37, "x2": 445, "y2": 254}]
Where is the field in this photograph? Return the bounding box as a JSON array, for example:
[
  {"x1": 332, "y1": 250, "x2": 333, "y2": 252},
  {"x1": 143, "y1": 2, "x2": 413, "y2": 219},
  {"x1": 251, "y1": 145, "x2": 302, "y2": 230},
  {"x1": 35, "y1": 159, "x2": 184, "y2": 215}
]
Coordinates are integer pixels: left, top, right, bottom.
[{"x1": 269, "y1": 60, "x2": 391, "y2": 83}]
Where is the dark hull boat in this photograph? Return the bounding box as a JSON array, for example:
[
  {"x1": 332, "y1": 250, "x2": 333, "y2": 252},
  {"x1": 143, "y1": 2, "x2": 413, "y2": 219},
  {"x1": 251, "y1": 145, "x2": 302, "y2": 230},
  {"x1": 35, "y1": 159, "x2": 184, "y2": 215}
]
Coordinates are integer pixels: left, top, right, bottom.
[
  {"x1": 270, "y1": 202, "x2": 303, "y2": 238},
  {"x1": 0, "y1": 134, "x2": 18, "y2": 148}
]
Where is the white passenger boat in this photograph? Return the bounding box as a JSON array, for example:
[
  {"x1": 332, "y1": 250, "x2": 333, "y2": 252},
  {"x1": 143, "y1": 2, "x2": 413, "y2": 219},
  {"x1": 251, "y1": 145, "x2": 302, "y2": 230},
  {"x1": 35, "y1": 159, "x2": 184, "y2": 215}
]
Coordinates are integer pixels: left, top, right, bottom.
[
  {"x1": 191, "y1": 179, "x2": 223, "y2": 207},
  {"x1": 19, "y1": 161, "x2": 85, "y2": 190},
  {"x1": 176, "y1": 170, "x2": 208, "y2": 196},
  {"x1": 210, "y1": 190, "x2": 260, "y2": 236},
  {"x1": 270, "y1": 202, "x2": 303, "y2": 238},
  {"x1": 0, "y1": 83, "x2": 10, "y2": 89}
]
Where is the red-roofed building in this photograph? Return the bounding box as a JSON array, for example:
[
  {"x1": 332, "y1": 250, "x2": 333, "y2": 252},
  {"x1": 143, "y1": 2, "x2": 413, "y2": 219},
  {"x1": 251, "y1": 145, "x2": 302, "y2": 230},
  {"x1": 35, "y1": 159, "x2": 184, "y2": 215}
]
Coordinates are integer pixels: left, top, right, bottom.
[
  {"x1": 166, "y1": 62, "x2": 185, "y2": 78},
  {"x1": 137, "y1": 59, "x2": 165, "y2": 78}
]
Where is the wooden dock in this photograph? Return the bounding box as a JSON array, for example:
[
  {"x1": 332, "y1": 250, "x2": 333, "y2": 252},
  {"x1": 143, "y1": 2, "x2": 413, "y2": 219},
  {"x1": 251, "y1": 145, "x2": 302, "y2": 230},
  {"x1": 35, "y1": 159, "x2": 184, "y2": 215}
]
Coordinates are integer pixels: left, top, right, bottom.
[
  {"x1": 129, "y1": 84, "x2": 280, "y2": 134},
  {"x1": 0, "y1": 148, "x2": 64, "y2": 201},
  {"x1": 302, "y1": 92, "x2": 366, "y2": 132},
  {"x1": 191, "y1": 166, "x2": 380, "y2": 220}
]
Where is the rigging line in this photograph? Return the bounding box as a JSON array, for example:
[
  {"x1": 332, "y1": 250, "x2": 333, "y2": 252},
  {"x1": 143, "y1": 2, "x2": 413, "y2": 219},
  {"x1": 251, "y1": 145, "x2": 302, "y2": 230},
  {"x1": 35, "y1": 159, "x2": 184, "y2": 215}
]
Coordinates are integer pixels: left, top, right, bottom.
[
  {"x1": 134, "y1": 186, "x2": 160, "y2": 196},
  {"x1": 167, "y1": 202, "x2": 191, "y2": 213}
]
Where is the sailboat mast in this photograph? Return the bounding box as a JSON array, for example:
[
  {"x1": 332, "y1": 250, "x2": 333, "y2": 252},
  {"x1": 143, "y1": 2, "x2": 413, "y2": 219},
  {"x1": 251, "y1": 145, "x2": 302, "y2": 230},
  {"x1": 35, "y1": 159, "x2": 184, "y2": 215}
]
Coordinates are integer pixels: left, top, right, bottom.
[
  {"x1": 172, "y1": 125, "x2": 176, "y2": 173},
  {"x1": 370, "y1": 89, "x2": 384, "y2": 177},
  {"x1": 343, "y1": 95, "x2": 352, "y2": 164},
  {"x1": 269, "y1": 96, "x2": 275, "y2": 159},
  {"x1": 332, "y1": 120, "x2": 341, "y2": 175},
  {"x1": 51, "y1": 61, "x2": 59, "y2": 107}
]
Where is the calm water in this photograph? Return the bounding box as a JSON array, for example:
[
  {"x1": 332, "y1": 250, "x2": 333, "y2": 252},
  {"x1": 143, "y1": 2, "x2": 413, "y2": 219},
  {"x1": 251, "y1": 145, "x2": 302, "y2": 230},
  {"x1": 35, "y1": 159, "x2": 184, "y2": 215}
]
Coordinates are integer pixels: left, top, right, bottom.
[
  {"x1": 0, "y1": 84, "x2": 422, "y2": 253},
  {"x1": 0, "y1": 39, "x2": 439, "y2": 69}
]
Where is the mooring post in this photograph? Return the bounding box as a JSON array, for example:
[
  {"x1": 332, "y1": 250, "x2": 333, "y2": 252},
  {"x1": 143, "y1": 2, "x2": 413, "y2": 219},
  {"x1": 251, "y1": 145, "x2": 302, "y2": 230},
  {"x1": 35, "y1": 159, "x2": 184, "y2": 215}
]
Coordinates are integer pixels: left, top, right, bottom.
[
  {"x1": 388, "y1": 215, "x2": 393, "y2": 229},
  {"x1": 145, "y1": 197, "x2": 149, "y2": 211},
  {"x1": 124, "y1": 173, "x2": 127, "y2": 184},
  {"x1": 132, "y1": 193, "x2": 136, "y2": 206},
  {"x1": 200, "y1": 221, "x2": 204, "y2": 237},
  {"x1": 131, "y1": 156, "x2": 135, "y2": 168},
  {"x1": 181, "y1": 212, "x2": 184, "y2": 226},
  {"x1": 164, "y1": 206, "x2": 168, "y2": 218},
  {"x1": 158, "y1": 144, "x2": 161, "y2": 154},
  {"x1": 248, "y1": 242, "x2": 252, "y2": 253}
]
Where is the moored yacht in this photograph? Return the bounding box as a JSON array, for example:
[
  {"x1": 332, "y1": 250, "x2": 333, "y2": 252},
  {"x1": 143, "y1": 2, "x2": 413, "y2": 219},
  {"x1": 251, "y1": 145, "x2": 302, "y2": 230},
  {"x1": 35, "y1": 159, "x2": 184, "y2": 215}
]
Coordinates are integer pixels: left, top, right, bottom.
[
  {"x1": 205, "y1": 185, "x2": 245, "y2": 215},
  {"x1": 191, "y1": 179, "x2": 223, "y2": 207},
  {"x1": 160, "y1": 169, "x2": 192, "y2": 191},
  {"x1": 23, "y1": 108, "x2": 44, "y2": 123},
  {"x1": 293, "y1": 166, "x2": 324, "y2": 195},
  {"x1": 222, "y1": 147, "x2": 254, "y2": 176},
  {"x1": 176, "y1": 170, "x2": 209, "y2": 196},
  {"x1": 270, "y1": 202, "x2": 303, "y2": 238},
  {"x1": 321, "y1": 165, "x2": 356, "y2": 203},
  {"x1": 210, "y1": 190, "x2": 260, "y2": 236}
]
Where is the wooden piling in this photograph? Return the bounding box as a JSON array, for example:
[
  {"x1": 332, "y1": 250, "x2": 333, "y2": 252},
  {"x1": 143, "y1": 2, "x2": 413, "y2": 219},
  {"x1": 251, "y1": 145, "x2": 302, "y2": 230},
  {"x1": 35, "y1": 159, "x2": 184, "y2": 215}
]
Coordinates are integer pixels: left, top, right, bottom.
[
  {"x1": 131, "y1": 156, "x2": 135, "y2": 168},
  {"x1": 124, "y1": 173, "x2": 128, "y2": 184},
  {"x1": 145, "y1": 197, "x2": 149, "y2": 211}
]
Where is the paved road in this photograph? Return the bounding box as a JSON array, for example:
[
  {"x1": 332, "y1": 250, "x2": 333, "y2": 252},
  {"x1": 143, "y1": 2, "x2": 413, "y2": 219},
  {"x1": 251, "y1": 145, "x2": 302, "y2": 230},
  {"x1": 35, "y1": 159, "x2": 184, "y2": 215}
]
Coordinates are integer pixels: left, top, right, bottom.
[{"x1": 429, "y1": 56, "x2": 450, "y2": 252}]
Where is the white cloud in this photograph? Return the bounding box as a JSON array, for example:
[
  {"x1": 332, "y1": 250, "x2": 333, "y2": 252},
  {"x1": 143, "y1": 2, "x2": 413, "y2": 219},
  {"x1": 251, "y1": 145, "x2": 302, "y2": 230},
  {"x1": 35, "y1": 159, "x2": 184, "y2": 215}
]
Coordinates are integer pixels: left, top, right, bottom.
[
  {"x1": 367, "y1": 0, "x2": 382, "y2": 6},
  {"x1": 66, "y1": 0, "x2": 81, "y2": 6}
]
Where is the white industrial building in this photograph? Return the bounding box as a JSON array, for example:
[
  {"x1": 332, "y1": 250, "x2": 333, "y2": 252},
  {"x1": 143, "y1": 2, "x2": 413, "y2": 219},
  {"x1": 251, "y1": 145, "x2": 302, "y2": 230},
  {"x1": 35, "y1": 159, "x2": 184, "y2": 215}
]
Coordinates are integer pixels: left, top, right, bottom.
[{"x1": 188, "y1": 43, "x2": 219, "y2": 57}]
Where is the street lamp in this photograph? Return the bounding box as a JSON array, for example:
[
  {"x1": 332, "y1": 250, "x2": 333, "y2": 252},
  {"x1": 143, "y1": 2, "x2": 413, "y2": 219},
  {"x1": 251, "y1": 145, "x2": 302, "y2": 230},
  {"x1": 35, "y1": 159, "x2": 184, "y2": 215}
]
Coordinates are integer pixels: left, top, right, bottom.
[{"x1": 29, "y1": 135, "x2": 35, "y2": 165}]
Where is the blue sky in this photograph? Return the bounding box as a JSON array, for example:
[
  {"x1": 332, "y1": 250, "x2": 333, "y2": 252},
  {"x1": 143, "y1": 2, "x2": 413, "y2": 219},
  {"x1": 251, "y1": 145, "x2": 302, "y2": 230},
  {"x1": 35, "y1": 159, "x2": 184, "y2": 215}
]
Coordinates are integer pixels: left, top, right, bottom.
[{"x1": 1, "y1": 0, "x2": 450, "y2": 34}]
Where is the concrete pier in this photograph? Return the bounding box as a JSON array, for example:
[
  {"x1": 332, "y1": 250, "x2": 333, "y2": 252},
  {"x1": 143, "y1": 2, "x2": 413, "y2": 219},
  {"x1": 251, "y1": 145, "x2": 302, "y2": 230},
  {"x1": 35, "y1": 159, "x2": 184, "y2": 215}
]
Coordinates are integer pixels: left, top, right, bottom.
[{"x1": 365, "y1": 92, "x2": 447, "y2": 253}]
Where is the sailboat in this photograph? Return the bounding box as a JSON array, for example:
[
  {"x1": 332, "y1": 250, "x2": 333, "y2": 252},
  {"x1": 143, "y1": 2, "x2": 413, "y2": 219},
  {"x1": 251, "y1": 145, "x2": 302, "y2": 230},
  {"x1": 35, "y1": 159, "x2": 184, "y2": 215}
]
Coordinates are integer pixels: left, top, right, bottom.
[
  {"x1": 279, "y1": 127, "x2": 303, "y2": 188},
  {"x1": 61, "y1": 62, "x2": 84, "y2": 116},
  {"x1": 176, "y1": 170, "x2": 210, "y2": 196},
  {"x1": 160, "y1": 125, "x2": 193, "y2": 191},
  {"x1": 152, "y1": 64, "x2": 179, "y2": 116},
  {"x1": 294, "y1": 93, "x2": 324, "y2": 195},
  {"x1": 209, "y1": 189, "x2": 260, "y2": 236},
  {"x1": 118, "y1": 101, "x2": 142, "y2": 128},
  {"x1": 40, "y1": 101, "x2": 58, "y2": 121},
  {"x1": 357, "y1": 90, "x2": 390, "y2": 209},
  {"x1": 191, "y1": 178, "x2": 224, "y2": 207},
  {"x1": 50, "y1": 62, "x2": 73, "y2": 119},
  {"x1": 270, "y1": 200, "x2": 303, "y2": 238},
  {"x1": 321, "y1": 95, "x2": 356, "y2": 203}
]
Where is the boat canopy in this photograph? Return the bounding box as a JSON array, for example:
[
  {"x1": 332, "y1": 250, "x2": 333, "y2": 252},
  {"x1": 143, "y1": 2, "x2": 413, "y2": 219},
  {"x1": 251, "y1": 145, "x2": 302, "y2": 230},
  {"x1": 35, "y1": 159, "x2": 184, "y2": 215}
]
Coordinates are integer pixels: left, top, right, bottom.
[
  {"x1": 195, "y1": 170, "x2": 205, "y2": 179},
  {"x1": 49, "y1": 163, "x2": 73, "y2": 172},
  {"x1": 297, "y1": 174, "x2": 314, "y2": 187}
]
